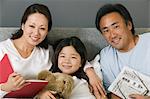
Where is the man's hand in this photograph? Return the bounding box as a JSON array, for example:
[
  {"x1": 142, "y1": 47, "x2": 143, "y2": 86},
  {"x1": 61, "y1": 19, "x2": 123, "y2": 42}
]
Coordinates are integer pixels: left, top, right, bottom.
[
  {"x1": 85, "y1": 67, "x2": 107, "y2": 99},
  {"x1": 110, "y1": 93, "x2": 121, "y2": 99},
  {"x1": 129, "y1": 94, "x2": 150, "y2": 99}
]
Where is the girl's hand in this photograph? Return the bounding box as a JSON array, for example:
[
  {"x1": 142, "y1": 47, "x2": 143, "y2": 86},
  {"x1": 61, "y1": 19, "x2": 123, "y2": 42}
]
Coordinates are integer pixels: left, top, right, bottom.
[
  {"x1": 38, "y1": 90, "x2": 56, "y2": 99},
  {"x1": 1, "y1": 72, "x2": 26, "y2": 92},
  {"x1": 129, "y1": 94, "x2": 150, "y2": 99},
  {"x1": 85, "y1": 68, "x2": 107, "y2": 99}
]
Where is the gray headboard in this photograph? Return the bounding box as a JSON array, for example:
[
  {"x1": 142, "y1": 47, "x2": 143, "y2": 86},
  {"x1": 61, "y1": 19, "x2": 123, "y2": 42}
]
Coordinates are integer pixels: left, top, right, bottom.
[{"x1": 0, "y1": 27, "x2": 150, "y2": 60}]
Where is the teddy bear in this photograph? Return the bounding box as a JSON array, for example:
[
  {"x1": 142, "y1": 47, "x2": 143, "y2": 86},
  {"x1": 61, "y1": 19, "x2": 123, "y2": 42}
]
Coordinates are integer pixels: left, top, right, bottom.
[{"x1": 37, "y1": 70, "x2": 74, "y2": 99}]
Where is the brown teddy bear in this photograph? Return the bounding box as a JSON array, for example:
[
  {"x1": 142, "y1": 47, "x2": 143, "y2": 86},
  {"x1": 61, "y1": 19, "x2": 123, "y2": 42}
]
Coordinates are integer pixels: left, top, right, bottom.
[{"x1": 37, "y1": 70, "x2": 74, "y2": 99}]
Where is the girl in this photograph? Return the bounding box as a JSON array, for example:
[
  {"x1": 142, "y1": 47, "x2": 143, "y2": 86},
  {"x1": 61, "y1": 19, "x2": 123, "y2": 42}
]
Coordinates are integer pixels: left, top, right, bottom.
[{"x1": 39, "y1": 36, "x2": 96, "y2": 99}]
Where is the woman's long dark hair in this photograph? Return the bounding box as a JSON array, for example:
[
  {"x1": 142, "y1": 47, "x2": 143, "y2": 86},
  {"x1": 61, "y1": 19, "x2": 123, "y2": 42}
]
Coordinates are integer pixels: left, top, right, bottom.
[
  {"x1": 11, "y1": 3, "x2": 52, "y2": 49},
  {"x1": 50, "y1": 36, "x2": 89, "y2": 82}
]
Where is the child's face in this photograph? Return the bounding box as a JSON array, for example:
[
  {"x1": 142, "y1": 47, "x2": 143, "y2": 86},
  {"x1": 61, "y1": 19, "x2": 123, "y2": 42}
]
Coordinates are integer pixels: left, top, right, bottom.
[{"x1": 58, "y1": 46, "x2": 82, "y2": 75}]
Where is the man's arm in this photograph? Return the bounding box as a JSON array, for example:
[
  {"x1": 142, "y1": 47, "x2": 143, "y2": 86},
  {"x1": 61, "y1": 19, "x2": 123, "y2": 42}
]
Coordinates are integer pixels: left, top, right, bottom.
[
  {"x1": 108, "y1": 93, "x2": 121, "y2": 99},
  {"x1": 85, "y1": 67, "x2": 107, "y2": 99}
]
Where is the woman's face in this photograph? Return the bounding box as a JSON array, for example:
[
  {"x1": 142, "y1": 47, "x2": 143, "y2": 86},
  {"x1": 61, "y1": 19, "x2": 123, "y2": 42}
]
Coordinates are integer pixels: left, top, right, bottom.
[
  {"x1": 58, "y1": 46, "x2": 82, "y2": 75},
  {"x1": 21, "y1": 13, "x2": 48, "y2": 47}
]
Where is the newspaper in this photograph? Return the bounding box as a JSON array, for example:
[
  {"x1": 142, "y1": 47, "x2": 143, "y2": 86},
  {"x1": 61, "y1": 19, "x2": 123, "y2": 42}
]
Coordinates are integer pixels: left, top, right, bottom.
[{"x1": 108, "y1": 66, "x2": 150, "y2": 99}]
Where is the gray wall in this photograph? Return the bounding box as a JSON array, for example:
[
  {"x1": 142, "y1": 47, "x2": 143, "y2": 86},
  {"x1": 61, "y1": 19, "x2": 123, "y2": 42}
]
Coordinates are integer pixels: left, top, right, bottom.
[
  {"x1": 149, "y1": 0, "x2": 150, "y2": 27},
  {"x1": 0, "y1": 1, "x2": 2, "y2": 26},
  {"x1": 0, "y1": 0, "x2": 150, "y2": 28}
]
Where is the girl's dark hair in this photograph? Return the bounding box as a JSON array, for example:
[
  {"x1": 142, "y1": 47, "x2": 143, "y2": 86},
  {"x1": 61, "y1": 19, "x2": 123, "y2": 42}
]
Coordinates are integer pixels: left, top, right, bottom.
[
  {"x1": 50, "y1": 36, "x2": 89, "y2": 82},
  {"x1": 95, "y1": 3, "x2": 135, "y2": 35},
  {"x1": 11, "y1": 3, "x2": 52, "y2": 49}
]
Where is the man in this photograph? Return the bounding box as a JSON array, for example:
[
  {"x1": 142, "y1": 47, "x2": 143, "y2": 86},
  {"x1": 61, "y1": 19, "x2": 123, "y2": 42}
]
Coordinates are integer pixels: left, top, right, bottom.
[{"x1": 95, "y1": 3, "x2": 150, "y2": 99}]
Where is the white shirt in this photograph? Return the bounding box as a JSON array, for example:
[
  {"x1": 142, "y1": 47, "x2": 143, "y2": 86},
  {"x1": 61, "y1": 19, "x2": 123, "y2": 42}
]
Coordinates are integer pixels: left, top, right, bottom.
[
  {"x1": 0, "y1": 39, "x2": 53, "y2": 98},
  {"x1": 70, "y1": 76, "x2": 95, "y2": 99}
]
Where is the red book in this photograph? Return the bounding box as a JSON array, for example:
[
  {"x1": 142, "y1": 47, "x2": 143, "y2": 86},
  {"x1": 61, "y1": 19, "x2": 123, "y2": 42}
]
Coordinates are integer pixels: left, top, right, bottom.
[
  {"x1": 0, "y1": 54, "x2": 48, "y2": 98},
  {"x1": 0, "y1": 54, "x2": 14, "y2": 83},
  {"x1": 4, "y1": 80, "x2": 48, "y2": 98}
]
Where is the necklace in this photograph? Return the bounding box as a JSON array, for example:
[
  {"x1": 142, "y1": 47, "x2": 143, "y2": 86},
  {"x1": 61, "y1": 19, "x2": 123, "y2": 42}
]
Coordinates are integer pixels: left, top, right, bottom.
[
  {"x1": 16, "y1": 47, "x2": 32, "y2": 58},
  {"x1": 13, "y1": 40, "x2": 33, "y2": 58}
]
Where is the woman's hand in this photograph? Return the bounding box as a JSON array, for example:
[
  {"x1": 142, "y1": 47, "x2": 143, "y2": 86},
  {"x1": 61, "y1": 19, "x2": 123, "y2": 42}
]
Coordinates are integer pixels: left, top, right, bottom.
[
  {"x1": 129, "y1": 94, "x2": 150, "y2": 99},
  {"x1": 85, "y1": 68, "x2": 107, "y2": 99},
  {"x1": 1, "y1": 72, "x2": 26, "y2": 92},
  {"x1": 38, "y1": 90, "x2": 56, "y2": 99}
]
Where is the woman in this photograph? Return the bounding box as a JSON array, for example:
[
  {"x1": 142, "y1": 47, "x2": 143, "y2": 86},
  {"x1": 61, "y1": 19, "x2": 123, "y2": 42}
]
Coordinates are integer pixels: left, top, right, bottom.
[{"x1": 0, "y1": 3, "x2": 53, "y2": 98}]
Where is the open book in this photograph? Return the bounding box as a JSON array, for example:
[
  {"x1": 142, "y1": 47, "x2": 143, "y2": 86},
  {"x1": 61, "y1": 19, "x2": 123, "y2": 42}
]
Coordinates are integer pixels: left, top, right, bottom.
[
  {"x1": 0, "y1": 54, "x2": 48, "y2": 98},
  {"x1": 108, "y1": 66, "x2": 150, "y2": 99},
  {"x1": 4, "y1": 80, "x2": 48, "y2": 98}
]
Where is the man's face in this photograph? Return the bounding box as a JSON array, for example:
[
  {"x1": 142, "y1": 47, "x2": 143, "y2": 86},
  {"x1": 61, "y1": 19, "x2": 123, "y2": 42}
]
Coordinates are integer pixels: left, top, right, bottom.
[{"x1": 99, "y1": 12, "x2": 134, "y2": 52}]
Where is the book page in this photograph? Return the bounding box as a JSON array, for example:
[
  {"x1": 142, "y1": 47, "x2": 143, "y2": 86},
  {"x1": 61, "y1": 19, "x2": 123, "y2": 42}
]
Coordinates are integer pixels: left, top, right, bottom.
[
  {"x1": 108, "y1": 66, "x2": 150, "y2": 99},
  {"x1": 26, "y1": 79, "x2": 48, "y2": 82}
]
